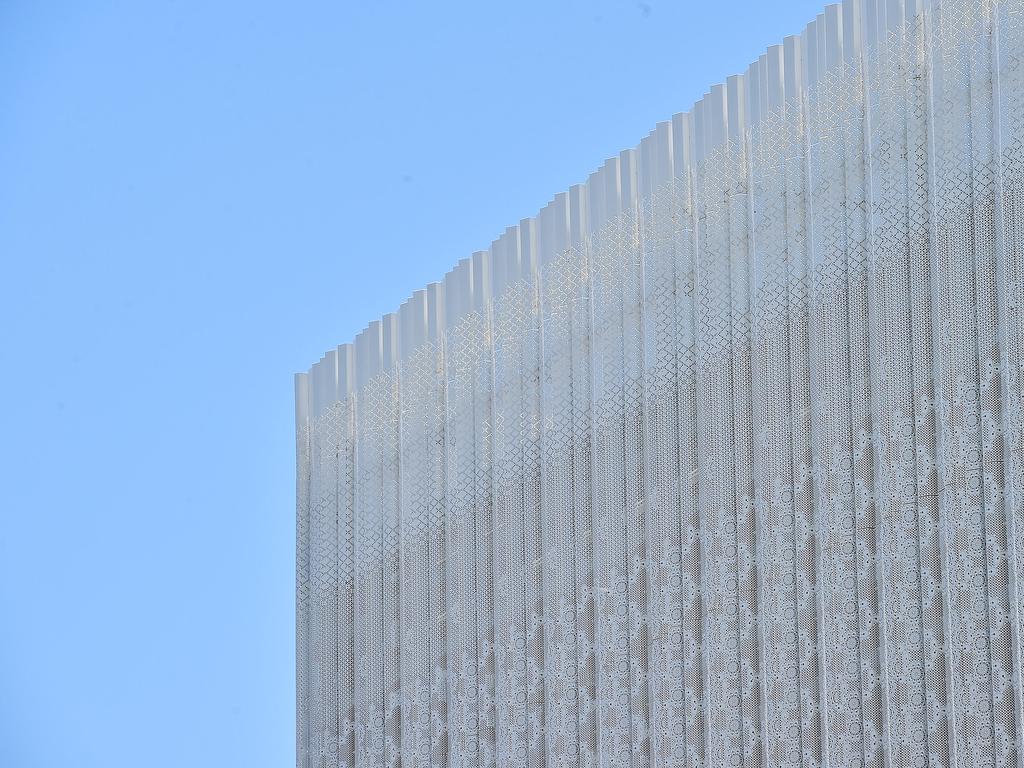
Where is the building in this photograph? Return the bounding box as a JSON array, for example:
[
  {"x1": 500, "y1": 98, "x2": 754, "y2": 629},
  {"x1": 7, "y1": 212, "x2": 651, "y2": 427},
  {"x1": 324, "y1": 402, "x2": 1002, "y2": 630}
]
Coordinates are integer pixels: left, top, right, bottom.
[{"x1": 296, "y1": 0, "x2": 1024, "y2": 765}]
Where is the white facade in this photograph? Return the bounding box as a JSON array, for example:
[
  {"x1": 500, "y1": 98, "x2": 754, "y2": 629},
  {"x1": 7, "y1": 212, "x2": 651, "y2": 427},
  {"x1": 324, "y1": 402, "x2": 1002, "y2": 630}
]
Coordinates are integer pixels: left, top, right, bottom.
[{"x1": 296, "y1": 0, "x2": 1024, "y2": 765}]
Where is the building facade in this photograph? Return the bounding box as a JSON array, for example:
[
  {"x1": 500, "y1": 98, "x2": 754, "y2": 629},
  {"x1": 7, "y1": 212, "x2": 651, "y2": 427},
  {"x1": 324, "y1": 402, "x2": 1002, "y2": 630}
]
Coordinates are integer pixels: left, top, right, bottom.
[{"x1": 296, "y1": 0, "x2": 1024, "y2": 765}]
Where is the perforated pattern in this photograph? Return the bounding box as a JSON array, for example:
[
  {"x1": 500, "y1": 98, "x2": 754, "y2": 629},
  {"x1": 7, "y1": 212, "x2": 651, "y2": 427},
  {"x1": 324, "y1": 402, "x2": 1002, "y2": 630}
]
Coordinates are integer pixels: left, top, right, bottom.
[{"x1": 296, "y1": 1, "x2": 1024, "y2": 765}]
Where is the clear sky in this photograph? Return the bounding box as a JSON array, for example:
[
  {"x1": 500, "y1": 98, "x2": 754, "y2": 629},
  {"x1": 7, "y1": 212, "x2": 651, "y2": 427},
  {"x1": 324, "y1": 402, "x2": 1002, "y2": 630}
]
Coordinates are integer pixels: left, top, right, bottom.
[{"x1": 0, "y1": 1, "x2": 827, "y2": 765}]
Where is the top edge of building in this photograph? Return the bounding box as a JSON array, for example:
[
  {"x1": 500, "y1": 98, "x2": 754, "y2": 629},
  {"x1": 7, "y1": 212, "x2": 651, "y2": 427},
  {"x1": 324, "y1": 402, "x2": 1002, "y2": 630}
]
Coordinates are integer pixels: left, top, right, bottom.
[{"x1": 298, "y1": 0, "x2": 932, "y2": 418}]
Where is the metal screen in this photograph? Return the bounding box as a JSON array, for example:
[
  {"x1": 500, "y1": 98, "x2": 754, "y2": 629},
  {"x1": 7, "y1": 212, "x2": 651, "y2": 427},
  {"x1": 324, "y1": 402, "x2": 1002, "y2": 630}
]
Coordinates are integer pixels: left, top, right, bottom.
[{"x1": 297, "y1": 0, "x2": 1024, "y2": 765}]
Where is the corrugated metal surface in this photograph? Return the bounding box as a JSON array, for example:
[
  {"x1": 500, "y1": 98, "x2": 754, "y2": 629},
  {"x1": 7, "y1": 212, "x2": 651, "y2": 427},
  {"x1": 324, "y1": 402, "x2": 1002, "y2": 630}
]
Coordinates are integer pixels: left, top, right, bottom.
[{"x1": 297, "y1": 0, "x2": 1024, "y2": 765}]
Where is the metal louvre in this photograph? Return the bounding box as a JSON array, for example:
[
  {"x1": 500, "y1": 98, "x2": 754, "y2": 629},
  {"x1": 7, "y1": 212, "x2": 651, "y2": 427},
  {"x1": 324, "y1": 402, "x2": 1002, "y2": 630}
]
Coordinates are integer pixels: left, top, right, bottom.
[{"x1": 297, "y1": 0, "x2": 1024, "y2": 766}]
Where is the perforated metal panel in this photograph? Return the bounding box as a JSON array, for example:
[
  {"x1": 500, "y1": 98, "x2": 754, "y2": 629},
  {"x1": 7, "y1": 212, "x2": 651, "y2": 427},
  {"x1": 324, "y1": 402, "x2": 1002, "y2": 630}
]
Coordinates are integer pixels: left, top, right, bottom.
[{"x1": 297, "y1": 1, "x2": 1024, "y2": 766}]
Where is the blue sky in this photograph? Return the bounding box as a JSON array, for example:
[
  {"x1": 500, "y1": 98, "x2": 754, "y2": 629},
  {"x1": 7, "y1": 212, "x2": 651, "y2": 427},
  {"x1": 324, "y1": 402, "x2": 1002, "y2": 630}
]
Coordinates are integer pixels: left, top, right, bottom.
[{"x1": 0, "y1": 1, "x2": 826, "y2": 765}]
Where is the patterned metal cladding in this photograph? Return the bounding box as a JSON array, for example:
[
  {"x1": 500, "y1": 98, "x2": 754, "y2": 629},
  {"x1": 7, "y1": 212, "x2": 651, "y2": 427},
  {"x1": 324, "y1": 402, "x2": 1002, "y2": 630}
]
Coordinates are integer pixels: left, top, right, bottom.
[{"x1": 296, "y1": 0, "x2": 1024, "y2": 766}]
